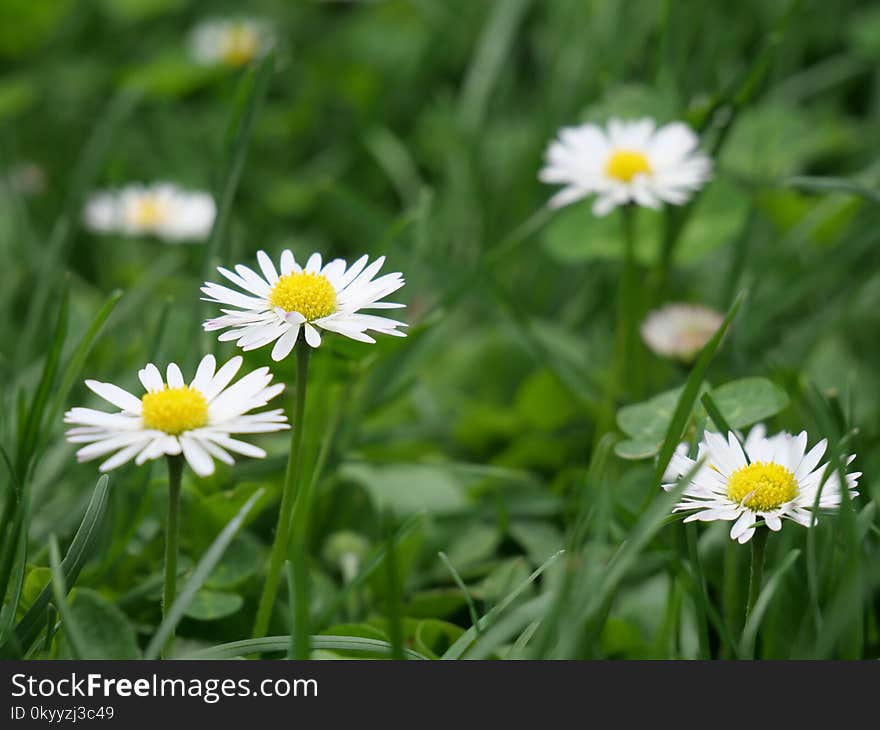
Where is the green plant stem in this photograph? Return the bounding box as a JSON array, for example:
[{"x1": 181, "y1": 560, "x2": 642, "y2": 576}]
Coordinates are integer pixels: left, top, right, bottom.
[
  {"x1": 746, "y1": 527, "x2": 768, "y2": 621},
  {"x1": 253, "y1": 345, "x2": 311, "y2": 639},
  {"x1": 162, "y1": 454, "x2": 184, "y2": 659},
  {"x1": 593, "y1": 205, "x2": 638, "y2": 444}
]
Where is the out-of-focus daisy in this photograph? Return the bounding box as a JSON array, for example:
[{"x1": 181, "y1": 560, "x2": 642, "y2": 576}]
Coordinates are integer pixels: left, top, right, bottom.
[
  {"x1": 189, "y1": 18, "x2": 274, "y2": 67},
  {"x1": 641, "y1": 303, "x2": 724, "y2": 362},
  {"x1": 539, "y1": 118, "x2": 713, "y2": 216},
  {"x1": 663, "y1": 429, "x2": 860, "y2": 544},
  {"x1": 65, "y1": 355, "x2": 288, "y2": 477},
  {"x1": 202, "y1": 250, "x2": 407, "y2": 360},
  {"x1": 83, "y1": 183, "x2": 216, "y2": 243}
]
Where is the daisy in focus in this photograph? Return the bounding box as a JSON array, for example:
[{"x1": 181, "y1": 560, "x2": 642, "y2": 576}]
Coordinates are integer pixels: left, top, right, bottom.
[
  {"x1": 539, "y1": 118, "x2": 713, "y2": 216},
  {"x1": 663, "y1": 428, "x2": 860, "y2": 544},
  {"x1": 202, "y1": 250, "x2": 407, "y2": 360},
  {"x1": 83, "y1": 183, "x2": 216, "y2": 243},
  {"x1": 65, "y1": 355, "x2": 288, "y2": 477},
  {"x1": 641, "y1": 303, "x2": 724, "y2": 362},
  {"x1": 189, "y1": 18, "x2": 274, "y2": 68}
]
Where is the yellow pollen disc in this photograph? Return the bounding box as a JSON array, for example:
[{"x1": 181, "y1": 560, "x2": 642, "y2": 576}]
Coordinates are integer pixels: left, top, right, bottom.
[
  {"x1": 130, "y1": 196, "x2": 166, "y2": 227},
  {"x1": 268, "y1": 272, "x2": 337, "y2": 321},
  {"x1": 222, "y1": 25, "x2": 258, "y2": 66},
  {"x1": 141, "y1": 386, "x2": 208, "y2": 435},
  {"x1": 605, "y1": 149, "x2": 652, "y2": 183},
  {"x1": 727, "y1": 462, "x2": 798, "y2": 511}
]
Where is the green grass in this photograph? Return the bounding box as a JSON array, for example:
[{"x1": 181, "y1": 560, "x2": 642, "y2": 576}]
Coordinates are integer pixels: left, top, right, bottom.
[{"x1": 1, "y1": 0, "x2": 879, "y2": 660}]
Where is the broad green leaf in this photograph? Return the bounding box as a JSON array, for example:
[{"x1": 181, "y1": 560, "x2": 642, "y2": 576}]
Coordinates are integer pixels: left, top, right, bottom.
[
  {"x1": 710, "y1": 377, "x2": 790, "y2": 429},
  {"x1": 61, "y1": 589, "x2": 140, "y2": 659},
  {"x1": 183, "y1": 590, "x2": 243, "y2": 621}
]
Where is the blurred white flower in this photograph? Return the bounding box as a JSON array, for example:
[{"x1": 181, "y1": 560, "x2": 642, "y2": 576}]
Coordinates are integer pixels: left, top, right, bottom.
[
  {"x1": 202, "y1": 250, "x2": 407, "y2": 360},
  {"x1": 189, "y1": 18, "x2": 274, "y2": 67},
  {"x1": 539, "y1": 118, "x2": 712, "y2": 216},
  {"x1": 83, "y1": 183, "x2": 216, "y2": 243},
  {"x1": 663, "y1": 429, "x2": 860, "y2": 544},
  {"x1": 641, "y1": 303, "x2": 723, "y2": 362},
  {"x1": 65, "y1": 355, "x2": 288, "y2": 477}
]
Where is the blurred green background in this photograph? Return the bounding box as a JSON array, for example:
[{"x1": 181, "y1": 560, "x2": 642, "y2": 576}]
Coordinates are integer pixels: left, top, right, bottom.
[{"x1": 1, "y1": 0, "x2": 879, "y2": 659}]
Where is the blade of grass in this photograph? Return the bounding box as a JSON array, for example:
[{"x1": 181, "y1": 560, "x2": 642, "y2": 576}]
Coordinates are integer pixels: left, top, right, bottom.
[
  {"x1": 438, "y1": 551, "x2": 481, "y2": 635},
  {"x1": 3, "y1": 475, "x2": 110, "y2": 657},
  {"x1": 442, "y1": 549, "x2": 564, "y2": 660},
  {"x1": 17, "y1": 278, "x2": 70, "y2": 479},
  {"x1": 144, "y1": 489, "x2": 264, "y2": 659},
  {"x1": 187, "y1": 635, "x2": 428, "y2": 660},
  {"x1": 48, "y1": 535, "x2": 88, "y2": 660}
]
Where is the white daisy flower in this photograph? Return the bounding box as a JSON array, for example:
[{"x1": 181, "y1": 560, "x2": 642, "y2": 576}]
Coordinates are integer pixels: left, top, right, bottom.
[
  {"x1": 189, "y1": 18, "x2": 274, "y2": 68},
  {"x1": 64, "y1": 355, "x2": 289, "y2": 477},
  {"x1": 202, "y1": 250, "x2": 407, "y2": 360},
  {"x1": 664, "y1": 429, "x2": 860, "y2": 544},
  {"x1": 83, "y1": 183, "x2": 216, "y2": 243},
  {"x1": 641, "y1": 303, "x2": 724, "y2": 362},
  {"x1": 539, "y1": 118, "x2": 713, "y2": 216}
]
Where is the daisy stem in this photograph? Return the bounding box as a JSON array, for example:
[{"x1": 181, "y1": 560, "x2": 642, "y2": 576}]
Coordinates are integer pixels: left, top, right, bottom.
[
  {"x1": 253, "y1": 345, "x2": 311, "y2": 640},
  {"x1": 619, "y1": 205, "x2": 639, "y2": 394},
  {"x1": 746, "y1": 527, "x2": 768, "y2": 621},
  {"x1": 161, "y1": 453, "x2": 184, "y2": 659}
]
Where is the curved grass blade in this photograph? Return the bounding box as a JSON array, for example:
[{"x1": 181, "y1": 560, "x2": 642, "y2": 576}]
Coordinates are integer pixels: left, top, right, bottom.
[
  {"x1": 144, "y1": 489, "x2": 264, "y2": 659},
  {"x1": 45, "y1": 289, "x2": 123, "y2": 433},
  {"x1": 187, "y1": 635, "x2": 428, "y2": 661},
  {"x1": 438, "y1": 551, "x2": 481, "y2": 635},
  {"x1": 3, "y1": 475, "x2": 110, "y2": 657},
  {"x1": 441, "y1": 549, "x2": 564, "y2": 660},
  {"x1": 48, "y1": 535, "x2": 88, "y2": 659}
]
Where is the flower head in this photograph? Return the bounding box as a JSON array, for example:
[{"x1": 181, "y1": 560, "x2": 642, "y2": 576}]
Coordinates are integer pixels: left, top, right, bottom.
[
  {"x1": 664, "y1": 427, "x2": 860, "y2": 543},
  {"x1": 641, "y1": 303, "x2": 724, "y2": 362},
  {"x1": 83, "y1": 183, "x2": 216, "y2": 243},
  {"x1": 202, "y1": 250, "x2": 406, "y2": 360},
  {"x1": 189, "y1": 18, "x2": 274, "y2": 67},
  {"x1": 65, "y1": 355, "x2": 288, "y2": 476},
  {"x1": 539, "y1": 118, "x2": 712, "y2": 216}
]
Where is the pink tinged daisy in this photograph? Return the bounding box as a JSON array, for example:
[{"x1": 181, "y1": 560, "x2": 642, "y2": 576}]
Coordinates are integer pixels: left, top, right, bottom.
[
  {"x1": 64, "y1": 355, "x2": 289, "y2": 477},
  {"x1": 539, "y1": 118, "x2": 713, "y2": 216},
  {"x1": 641, "y1": 303, "x2": 724, "y2": 362},
  {"x1": 83, "y1": 182, "x2": 216, "y2": 243},
  {"x1": 201, "y1": 250, "x2": 407, "y2": 361},
  {"x1": 663, "y1": 429, "x2": 860, "y2": 544}
]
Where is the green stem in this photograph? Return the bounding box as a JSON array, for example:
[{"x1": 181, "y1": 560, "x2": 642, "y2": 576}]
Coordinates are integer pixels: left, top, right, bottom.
[
  {"x1": 253, "y1": 345, "x2": 311, "y2": 639},
  {"x1": 592, "y1": 205, "x2": 638, "y2": 444},
  {"x1": 162, "y1": 454, "x2": 184, "y2": 659},
  {"x1": 746, "y1": 527, "x2": 768, "y2": 621}
]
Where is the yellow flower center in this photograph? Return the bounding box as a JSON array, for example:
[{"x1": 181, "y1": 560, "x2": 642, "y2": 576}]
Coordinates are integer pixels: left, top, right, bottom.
[
  {"x1": 129, "y1": 196, "x2": 166, "y2": 227},
  {"x1": 141, "y1": 386, "x2": 208, "y2": 435},
  {"x1": 727, "y1": 462, "x2": 798, "y2": 511},
  {"x1": 605, "y1": 149, "x2": 652, "y2": 182},
  {"x1": 222, "y1": 25, "x2": 258, "y2": 66},
  {"x1": 268, "y1": 272, "x2": 337, "y2": 321}
]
